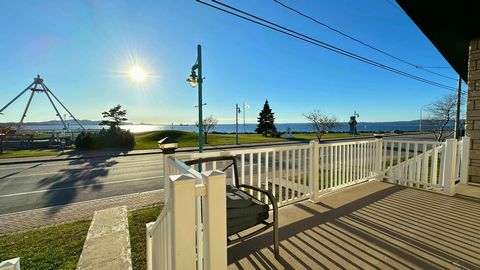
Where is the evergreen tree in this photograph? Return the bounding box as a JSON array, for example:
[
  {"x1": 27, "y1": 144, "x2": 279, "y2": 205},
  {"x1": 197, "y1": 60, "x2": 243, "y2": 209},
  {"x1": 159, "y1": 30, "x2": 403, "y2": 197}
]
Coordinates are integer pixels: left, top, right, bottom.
[{"x1": 255, "y1": 100, "x2": 277, "y2": 136}]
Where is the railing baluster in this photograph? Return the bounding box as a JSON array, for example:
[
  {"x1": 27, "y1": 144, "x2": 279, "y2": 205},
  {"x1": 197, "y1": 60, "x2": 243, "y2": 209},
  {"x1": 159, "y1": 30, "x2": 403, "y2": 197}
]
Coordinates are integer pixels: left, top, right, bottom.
[
  {"x1": 361, "y1": 143, "x2": 365, "y2": 179},
  {"x1": 265, "y1": 152, "x2": 269, "y2": 204},
  {"x1": 291, "y1": 149, "x2": 297, "y2": 199},
  {"x1": 279, "y1": 150, "x2": 283, "y2": 203},
  {"x1": 413, "y1": 143, "x2": 418, "y2": 188},
  {"x1": 389, "y1": 141, "x2": 394, "y2": 182},
  {"x1": 432, "y1": 143, "x2": 439, "y2": 186},
  {"x1": 257, "y1": 152, "x2": 262, "y2": 201},
  {"x1": 286, "y1": 150, "x2": 290, "y2": 201},
  {"x1": 303, "y1": 147, "x2": 307, "y2": 196},
  {"x1": 296, "y1": 149, "x2": 300, "y2": 197},
  {"x1": 329, "y1": 145, "x2": 333, "y2": 189},
  {"x1": 348, "y1": 144, "x2": 352, "y2": 183},
  {"x1": 337, "y1": 145, "x2": 340, "y2": 187},
  {"x1": 272, "y1": 150, "x2": 277, "y2": 200},
  {"x1": 422, "y1": 144, "x2": 428, "y2": 185},
  {"x1": 249, "y1": 152, "x2": 254, "y2": 195},
  {"x1": 342, "y1": 144, "x2": 346, "y2": 185},
  {"x1": 382, "y1": 141, "x2": 387, "y2": 173},
  {"x1": 241, "y1": 154, "x2": 245, "y2": 185},
  {"x1": 396, "y1": 142, "x2": 402, "y2": 184},
  {"x1": 405, "y1": 142, "x2": 410, "y2": 186},
  {"x1": 320, "y1": 146, "x2": 324, "y2": 191}
]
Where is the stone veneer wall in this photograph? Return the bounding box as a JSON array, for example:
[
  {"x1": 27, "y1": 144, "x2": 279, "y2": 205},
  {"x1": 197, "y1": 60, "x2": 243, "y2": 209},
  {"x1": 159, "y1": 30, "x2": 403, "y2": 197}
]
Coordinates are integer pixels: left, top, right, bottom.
[{"x1": 466, "y1": 38, "x2": 480, "y2": 183}]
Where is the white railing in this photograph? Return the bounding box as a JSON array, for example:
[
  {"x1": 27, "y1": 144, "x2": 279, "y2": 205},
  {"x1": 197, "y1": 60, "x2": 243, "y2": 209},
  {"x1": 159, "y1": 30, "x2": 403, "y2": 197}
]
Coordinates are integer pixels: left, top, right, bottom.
[
  {"x1": 176, "y1": 144, "x2": 313, "y2": 207},
  {"x1": 147, "y1": 136, "x2": 470, "y2": 270},
  {"x1": 146, "y1": 156, "x2": 227, "y2": 270},
  {"x1": 381, "y1": 138, "x2": 468, "y2": 195},
  {"x1": 310, "y1": 139, "x2": 381, "y2": 200}
]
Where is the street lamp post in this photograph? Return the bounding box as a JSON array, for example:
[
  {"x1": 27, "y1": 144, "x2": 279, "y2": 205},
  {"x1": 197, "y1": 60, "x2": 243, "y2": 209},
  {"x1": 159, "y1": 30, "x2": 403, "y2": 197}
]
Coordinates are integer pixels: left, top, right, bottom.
[
  {"x1": 236, "y1": 104, "x2": 240, "y2": 145},
  {"x1": 187, "y1": 44, "x2": 204, "y2": 153}
]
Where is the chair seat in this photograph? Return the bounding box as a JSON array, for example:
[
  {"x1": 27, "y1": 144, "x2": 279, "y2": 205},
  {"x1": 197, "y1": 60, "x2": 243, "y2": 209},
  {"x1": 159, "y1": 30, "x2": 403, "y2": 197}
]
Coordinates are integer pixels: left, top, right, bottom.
[{"x1": 226, "y1": 186, "x2": 270, "y2": 236}]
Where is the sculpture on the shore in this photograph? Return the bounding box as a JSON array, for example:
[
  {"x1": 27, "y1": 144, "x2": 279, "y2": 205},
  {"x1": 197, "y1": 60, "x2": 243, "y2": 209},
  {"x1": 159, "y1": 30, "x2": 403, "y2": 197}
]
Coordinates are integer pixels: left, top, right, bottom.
[{"x1": 349, "y1": 111, "x2": 359, "y2": 135}]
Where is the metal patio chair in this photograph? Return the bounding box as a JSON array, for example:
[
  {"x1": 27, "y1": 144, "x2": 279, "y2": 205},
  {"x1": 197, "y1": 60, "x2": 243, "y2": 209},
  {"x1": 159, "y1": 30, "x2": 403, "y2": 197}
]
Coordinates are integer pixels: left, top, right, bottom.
[{"x1": 184, "y1": 155, "x2": 279, "y2": 258}]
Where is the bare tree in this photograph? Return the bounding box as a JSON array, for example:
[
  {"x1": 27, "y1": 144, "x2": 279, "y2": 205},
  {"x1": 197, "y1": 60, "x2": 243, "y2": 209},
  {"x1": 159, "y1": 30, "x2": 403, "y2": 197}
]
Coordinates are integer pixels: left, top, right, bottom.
[
  {"x1": 304, "y1": 110, "x2": 339, "y2": 142},
  {"x1": 424, "y1": 94, "x2": 456, "y2": 142},
  {"x1": 196, "y1": 115, "x2": 218, "y2": 144}
]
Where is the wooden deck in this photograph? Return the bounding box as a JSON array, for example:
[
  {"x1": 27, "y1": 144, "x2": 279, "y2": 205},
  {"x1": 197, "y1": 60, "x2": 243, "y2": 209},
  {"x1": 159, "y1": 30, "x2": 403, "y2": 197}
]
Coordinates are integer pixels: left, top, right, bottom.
[{"x1": 228, "y1": 181, "x2": 480, "y2": 269}]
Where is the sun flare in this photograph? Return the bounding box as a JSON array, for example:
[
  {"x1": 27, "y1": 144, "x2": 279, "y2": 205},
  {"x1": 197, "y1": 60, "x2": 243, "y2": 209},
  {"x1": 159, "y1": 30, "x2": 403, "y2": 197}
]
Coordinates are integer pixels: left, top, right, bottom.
[{"x1": 129, "y1": 66, "x2": 146, "y2": 82}]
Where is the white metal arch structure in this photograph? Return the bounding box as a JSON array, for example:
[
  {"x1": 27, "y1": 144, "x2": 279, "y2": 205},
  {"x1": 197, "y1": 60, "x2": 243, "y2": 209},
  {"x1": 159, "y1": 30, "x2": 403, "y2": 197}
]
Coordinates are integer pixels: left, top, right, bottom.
[{"x1": 0, "y1": 75, "x2": 84, "y2": 130}]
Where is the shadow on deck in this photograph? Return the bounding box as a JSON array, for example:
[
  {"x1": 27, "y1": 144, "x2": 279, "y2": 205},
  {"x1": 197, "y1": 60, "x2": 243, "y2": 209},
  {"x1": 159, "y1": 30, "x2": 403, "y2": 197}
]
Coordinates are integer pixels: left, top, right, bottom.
[{"x1": 228, "y1": 181, "x2": 480, "y2": 269}]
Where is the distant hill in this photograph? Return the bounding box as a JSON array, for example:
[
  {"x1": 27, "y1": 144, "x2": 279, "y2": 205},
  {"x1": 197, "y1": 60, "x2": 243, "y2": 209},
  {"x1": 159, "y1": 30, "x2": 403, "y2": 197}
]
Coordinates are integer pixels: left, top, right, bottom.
[
  {"x1": 0, "y1": 120, "x2": 101, "y2": 126},
  {"x1": 0, "y1": 120, "x2": 133, "y2": 126}
]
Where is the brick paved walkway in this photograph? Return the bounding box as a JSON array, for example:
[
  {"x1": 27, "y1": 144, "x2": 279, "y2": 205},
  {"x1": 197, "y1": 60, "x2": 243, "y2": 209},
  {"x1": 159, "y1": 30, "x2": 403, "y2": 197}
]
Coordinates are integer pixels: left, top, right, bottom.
[{"x1": 0, "y1": 190, "x2": 164, "y2": 235}]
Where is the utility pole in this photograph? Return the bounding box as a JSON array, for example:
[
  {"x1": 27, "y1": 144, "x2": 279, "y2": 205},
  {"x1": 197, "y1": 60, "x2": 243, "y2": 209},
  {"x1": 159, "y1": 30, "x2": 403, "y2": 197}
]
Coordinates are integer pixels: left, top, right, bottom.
[
  {"x1": 419, "y1": 108, "x2": 422, "y2": 132},
  {"x1": 454, "y1": 75, "x2": 462, "y2": 139},
  {"x1": 419, "y1": 104, "x2": 428, "y2": 132},
  {"x1": 243, "y1": 102, "x2": 246, "y2": 134}
]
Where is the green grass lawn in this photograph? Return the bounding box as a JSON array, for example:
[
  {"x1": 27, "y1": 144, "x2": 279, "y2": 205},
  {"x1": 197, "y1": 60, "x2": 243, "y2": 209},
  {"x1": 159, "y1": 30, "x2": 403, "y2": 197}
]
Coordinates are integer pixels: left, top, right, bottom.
[
  {"x1": 128, "y1": 205, "x2": 163, "y2": 270},
  {"x1": 0, "y1": 206, "x2": 163, "y2": 270},
  {"x1": 134, "y1": 130, "x2": 374, "y2": 150},
  {"x1": 0, "y1": 149, "x2": 62, "y2": 159},
  {"x1": 293, "y1": 132, "x2": 374, "y2": 141},
  {"x1": 0, "y1": 220, "x2": 91, "y2": 270}
]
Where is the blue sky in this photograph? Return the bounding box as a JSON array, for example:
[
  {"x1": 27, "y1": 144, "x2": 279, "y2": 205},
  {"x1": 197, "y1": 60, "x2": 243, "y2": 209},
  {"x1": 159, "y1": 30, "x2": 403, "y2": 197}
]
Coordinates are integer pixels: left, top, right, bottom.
[{"x1": 0, "y1": 0, "x2": 464, "y2": 124}]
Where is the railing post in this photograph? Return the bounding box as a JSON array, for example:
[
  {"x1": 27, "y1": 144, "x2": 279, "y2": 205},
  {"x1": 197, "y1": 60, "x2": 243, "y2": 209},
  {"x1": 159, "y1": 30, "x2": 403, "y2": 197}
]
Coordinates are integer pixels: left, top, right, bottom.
[
  {"x1": 163, "y1": 154, "x2": 172, "y2": 203},
  {"x1": 202, "y1": 170, "x2": 227, "y2": 270},
  {"x1": 309, "y1": 140, "x2": 319, "y2": 202},
  {"x1": 442, "y1": 139, "x2": 457, "y2": 195},
  {"x1": 159, "y1": 137, "x2": 178, "y2": 203},
  {"x1": 146, "y1": 222, "x2": 154, "y2": 270},
  {"x1": 374, "y1": 139, "x2": 383, "y2": 181},
  {"x1": 170, "y1": 174, "x2": 197, "y2": 270},
  {"x1": 460, "y1": 136, "x2": 470, "y2": 184}
]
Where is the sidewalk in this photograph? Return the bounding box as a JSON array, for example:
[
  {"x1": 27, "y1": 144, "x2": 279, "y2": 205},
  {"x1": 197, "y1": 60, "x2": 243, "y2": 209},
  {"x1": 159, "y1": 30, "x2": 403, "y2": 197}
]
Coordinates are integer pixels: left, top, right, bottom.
[{"x1": 0, "y1": 189, "x2": 164, "y2": 235}]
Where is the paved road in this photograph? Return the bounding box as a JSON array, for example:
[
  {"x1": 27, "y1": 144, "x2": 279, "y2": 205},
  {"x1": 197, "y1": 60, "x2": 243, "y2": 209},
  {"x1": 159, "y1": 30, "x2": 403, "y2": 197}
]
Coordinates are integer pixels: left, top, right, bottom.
[
  {"x1": 0, "y1": 133, "x2": 441, "y2": 215},
  {"x1": 0, "y1": 154, "x2": 164, "y2": 214}
]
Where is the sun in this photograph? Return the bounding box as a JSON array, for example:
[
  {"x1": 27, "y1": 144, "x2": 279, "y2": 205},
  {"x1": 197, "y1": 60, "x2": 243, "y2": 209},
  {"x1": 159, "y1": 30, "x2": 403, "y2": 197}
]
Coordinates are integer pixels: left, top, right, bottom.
[{"x1": 129, "y1": 66, "x2": 146, "y2": 82}]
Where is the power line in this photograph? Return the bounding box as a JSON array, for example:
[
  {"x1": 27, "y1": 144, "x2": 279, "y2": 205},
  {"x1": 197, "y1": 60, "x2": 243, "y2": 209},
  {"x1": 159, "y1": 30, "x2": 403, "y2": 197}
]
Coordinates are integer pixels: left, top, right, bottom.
[
  {"x1": 416, "y1": 66, "x2": 452, "y2": 69},
  {"x1": 197, "y1": 0, "x2": 457, "y2": 92},
  {"x1": 272, "y1": 0, "x2": 457, "y2": 81}
]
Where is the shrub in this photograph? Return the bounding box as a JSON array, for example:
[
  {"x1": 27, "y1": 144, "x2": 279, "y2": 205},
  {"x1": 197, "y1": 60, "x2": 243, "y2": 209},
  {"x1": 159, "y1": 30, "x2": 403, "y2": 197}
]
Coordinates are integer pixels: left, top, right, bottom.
[
  {"x1": 75, "y1": 128, "x2": 135, "y2": 150},
  {"x1": 74, "y1": 131, "x2": 94, "y2": 149}
]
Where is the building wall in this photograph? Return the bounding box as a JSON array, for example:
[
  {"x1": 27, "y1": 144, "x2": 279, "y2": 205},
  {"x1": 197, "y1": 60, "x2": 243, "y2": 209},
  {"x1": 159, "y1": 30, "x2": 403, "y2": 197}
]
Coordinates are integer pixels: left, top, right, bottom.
[{"x1": 466, "y1": 38, "x2": 480, "y2": 183}]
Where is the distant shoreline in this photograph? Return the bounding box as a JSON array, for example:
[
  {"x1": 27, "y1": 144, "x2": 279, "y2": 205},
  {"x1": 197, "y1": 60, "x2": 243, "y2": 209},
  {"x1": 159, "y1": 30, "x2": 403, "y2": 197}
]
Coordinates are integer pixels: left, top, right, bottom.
[{"x1": 0, "y1": 121, "x2": 455, "y2": 134}]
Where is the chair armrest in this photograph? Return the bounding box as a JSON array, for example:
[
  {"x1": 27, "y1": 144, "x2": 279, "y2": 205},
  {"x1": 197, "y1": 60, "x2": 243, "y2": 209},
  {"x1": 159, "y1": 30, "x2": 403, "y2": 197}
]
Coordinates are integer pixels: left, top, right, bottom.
[{"x1": 237, "y1": 184, "x2": 278, "y2": 210}]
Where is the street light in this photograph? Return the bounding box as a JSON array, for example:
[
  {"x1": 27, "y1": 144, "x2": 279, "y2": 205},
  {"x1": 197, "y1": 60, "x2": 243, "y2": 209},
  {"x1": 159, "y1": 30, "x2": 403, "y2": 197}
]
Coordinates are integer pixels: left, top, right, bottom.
[
  {"x1": 187, "y1": 45, "x2": 204, "y2": 153},
  {"x1": 235, "y1": 104, "x2": 241, "y2": 145},
  {"x1": 187, "y1": 70, "x2": 198, "y2": 88}
]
